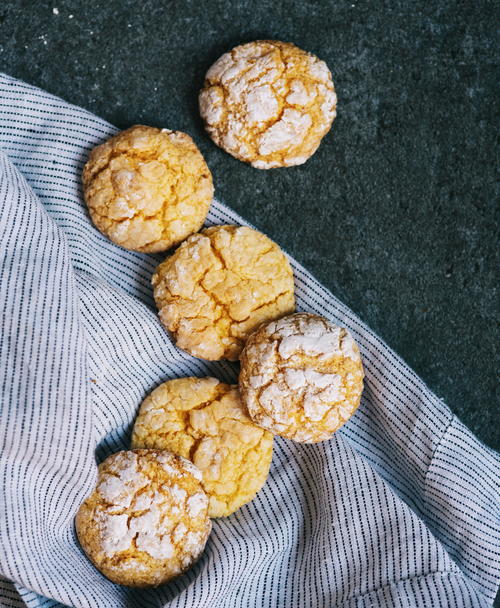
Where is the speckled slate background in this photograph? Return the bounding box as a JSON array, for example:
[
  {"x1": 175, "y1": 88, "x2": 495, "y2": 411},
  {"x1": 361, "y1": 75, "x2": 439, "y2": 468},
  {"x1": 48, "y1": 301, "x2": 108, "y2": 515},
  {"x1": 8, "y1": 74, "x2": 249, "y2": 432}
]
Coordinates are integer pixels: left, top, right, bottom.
[{"x1": 1, "y1": 0, "x2": 498, "y2": 450}]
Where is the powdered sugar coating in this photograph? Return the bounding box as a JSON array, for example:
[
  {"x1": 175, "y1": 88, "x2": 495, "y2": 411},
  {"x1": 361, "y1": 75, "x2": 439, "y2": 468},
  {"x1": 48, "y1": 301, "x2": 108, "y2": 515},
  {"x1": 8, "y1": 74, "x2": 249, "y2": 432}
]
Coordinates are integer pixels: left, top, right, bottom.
[
  {"x1": 199, "y1": 40, "x2": 336, "y2": 169},
  {"x1": 152, "y1": 225, "x2": 295, "y2": 361},
  {"x1": 239, "y1": 313, "x2": 364, "y2": 443},
  {"x1": 82, "y1": 125, "x2": 213, "y2": 252},
  {"x1": 75, "y1": 449, "x2": 211, "y2": 587},
  {"x1": 132, "y1": 377, "x2": 274, "y2": 517}
]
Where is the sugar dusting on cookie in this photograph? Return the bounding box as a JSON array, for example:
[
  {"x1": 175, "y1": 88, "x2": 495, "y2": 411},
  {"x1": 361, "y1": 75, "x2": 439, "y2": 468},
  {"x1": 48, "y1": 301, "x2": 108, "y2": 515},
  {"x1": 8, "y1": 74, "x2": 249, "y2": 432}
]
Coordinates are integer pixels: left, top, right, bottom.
[
  {"x1": 152, "y1": 225, "x2": 295, "y2": 361},
  {"x1": 82, "y1": 125, "x2": 213, "y2": 253},
  {"x1": 75, "y1": 449, "x2": 211, "y2": 587},
  {"x1": 131, "y1": 377, "x2": 274, "y2": 517},
  {"x1": 199, "y1": 40, "x2": 336, "y2": 168},
  {"x1": 240, "y1": 313, "x2": 364, "y2": 443}
]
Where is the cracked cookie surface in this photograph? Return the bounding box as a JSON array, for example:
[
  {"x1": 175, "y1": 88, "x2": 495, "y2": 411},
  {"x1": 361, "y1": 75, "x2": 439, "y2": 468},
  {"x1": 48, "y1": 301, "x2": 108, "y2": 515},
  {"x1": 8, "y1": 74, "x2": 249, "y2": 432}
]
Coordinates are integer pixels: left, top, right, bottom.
[
  {"x1": 75, "y1": 449, "x2": 211, "y2": 587},
  {"x1": 82, "y1": 125, "x2": 213, "y2": 252},
  {"x1": 131, "y1": 377, "x2": 274, "y2": 517},
  {"x1": 239, "y1": 313, "x2": 364, "y2": 443},
  {"x1": 152, "y1": 225, "x2": 295, "y2": 361},
  {"x1": 199, "y1": 40, "x2": 336, "y2": 168}
]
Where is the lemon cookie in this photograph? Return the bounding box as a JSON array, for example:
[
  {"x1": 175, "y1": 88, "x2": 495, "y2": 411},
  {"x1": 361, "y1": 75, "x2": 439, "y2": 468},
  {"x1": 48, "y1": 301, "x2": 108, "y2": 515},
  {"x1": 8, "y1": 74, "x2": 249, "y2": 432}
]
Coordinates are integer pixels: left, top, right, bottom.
[
  {"x1": 239, "y1": 313, "x2": 364, "y2": 443},
  {"x1": 75, "y1": 449, "x2": 211, "y2": 587},
  {"x1": 82, "y1": 125, "x2": 213, "y2": 252},
  {"x1": 131, "y1": 377, "x2": 274, "y2": 517},
  {"x1": 152, "y1": 225, "x2": 295, "y2": 360},
  {"x1": 199, "y1": 40, "x2": 336, "y2": 168}
]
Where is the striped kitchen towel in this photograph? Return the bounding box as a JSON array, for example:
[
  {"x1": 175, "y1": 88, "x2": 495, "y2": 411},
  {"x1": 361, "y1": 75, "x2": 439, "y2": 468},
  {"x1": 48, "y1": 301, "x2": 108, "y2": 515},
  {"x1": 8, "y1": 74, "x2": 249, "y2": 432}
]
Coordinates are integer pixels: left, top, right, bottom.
[{"x1": 0, "y1": 72, "x2": 498, "y2": 608}]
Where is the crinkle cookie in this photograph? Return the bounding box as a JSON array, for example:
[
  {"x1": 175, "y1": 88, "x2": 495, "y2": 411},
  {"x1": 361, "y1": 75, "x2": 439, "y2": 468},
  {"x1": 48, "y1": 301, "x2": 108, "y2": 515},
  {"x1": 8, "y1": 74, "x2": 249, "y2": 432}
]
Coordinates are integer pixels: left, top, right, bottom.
[
  {"x1": 131, "y1": 377, "x2": 274, "y2": 517},
  {"x1": 82, "y1": 125, "x2": 213, "y2": 252},
  {"x1": 239, "y1": 313, "x2": 364, "y2": 443},
  {"x1": 75, "y1": 449, "x2": 211, "y2": 587},
  {"x1": 152, "y1": 225, "x2": 295, "y2": 361},
  {"x1": 199, "y1": 40, "x2": 336, "y2": 168}
]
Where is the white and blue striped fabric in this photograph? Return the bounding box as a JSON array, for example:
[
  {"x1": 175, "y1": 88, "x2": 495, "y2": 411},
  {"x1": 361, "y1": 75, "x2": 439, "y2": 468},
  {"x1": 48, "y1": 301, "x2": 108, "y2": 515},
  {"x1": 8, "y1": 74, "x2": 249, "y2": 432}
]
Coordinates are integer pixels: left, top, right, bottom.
[{"x1": 0, "y1": 72, "x2": 498, "y2": 608}]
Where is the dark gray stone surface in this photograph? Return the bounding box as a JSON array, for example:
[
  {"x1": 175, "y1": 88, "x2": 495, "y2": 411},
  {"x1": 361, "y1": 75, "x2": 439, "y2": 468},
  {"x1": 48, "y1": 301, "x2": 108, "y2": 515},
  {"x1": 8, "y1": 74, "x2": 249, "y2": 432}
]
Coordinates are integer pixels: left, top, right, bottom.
[{"x1": 1, "y1": 0, "x2": 498, "y2": 449}]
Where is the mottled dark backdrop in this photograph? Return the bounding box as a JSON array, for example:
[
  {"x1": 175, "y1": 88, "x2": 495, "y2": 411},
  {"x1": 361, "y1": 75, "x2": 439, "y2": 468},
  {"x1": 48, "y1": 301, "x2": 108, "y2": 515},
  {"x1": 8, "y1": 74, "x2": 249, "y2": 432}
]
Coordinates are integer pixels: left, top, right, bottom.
[{"x1": 1, "y1": 0, "x2": 498, "y2": 449}]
